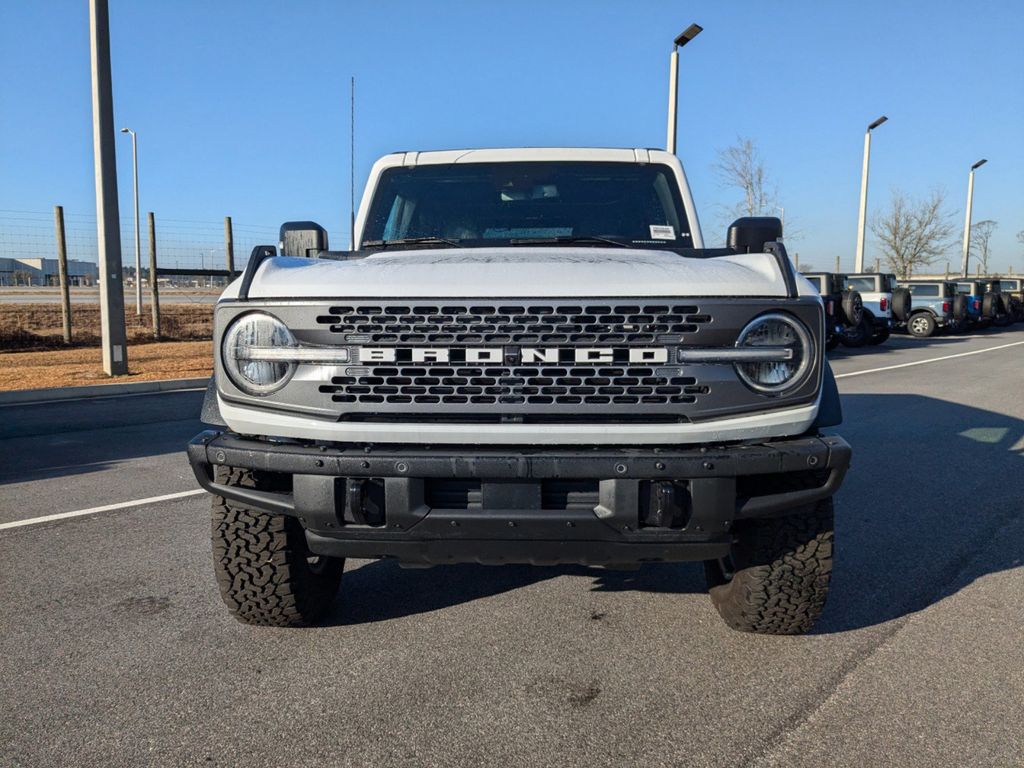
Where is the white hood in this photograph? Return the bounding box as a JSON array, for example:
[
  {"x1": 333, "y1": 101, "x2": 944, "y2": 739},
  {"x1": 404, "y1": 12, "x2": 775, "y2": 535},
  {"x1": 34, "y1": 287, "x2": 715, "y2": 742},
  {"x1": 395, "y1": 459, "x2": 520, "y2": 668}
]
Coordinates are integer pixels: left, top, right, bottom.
[{"x1": 223, "y1": 247, "x2": 795, "y2": 300}]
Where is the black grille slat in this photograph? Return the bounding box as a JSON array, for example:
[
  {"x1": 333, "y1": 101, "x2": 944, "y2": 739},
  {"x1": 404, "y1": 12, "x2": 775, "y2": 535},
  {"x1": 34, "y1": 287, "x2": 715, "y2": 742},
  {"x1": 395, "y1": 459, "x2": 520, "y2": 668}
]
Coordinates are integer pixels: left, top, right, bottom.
[
  {"x1": 317, "y1": 302, "x2": 708, "y2": 345},
  {"x1": 321, "y1": 363, "x2": 707, "y2": 406}
]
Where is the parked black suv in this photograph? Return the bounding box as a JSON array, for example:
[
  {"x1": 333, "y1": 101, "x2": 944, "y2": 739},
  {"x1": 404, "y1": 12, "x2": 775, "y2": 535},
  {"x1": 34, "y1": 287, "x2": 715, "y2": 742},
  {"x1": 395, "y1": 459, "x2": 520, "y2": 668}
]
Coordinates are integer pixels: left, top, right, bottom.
[{"x1": 802, "y1": 272, "x2": 863, "y2": 350}]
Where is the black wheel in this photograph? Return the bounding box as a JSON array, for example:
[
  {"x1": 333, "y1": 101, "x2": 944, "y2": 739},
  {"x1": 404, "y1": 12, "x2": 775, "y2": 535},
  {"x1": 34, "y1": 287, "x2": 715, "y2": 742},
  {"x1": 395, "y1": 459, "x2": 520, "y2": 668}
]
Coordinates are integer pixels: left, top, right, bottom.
[
  {"x1": 211, "y1": 466, "x2": 344, "y2": 627},
  {"x1": 907, "y1": 312, "x2": 936, "y2": 338},
  {"x1": 705, "y1": 499, "x2": 834, "y2": 635},
  {"x1": 868, "y1": 326, "x2": 890, "y2": 345},
  {"x1": 826, "y1": 334, "x2": 841, "y2": 351},
  {"x1": 839, "y1": 316, "x2": 871, "y2": 348},
  {"x1": 839, "y1": 290, "x2": 863, "y2": 326}
]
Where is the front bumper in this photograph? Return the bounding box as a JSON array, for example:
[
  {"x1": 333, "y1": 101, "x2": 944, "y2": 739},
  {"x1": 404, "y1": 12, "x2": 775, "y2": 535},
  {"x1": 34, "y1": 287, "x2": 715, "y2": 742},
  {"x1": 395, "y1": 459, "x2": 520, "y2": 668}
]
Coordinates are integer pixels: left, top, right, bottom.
[{"x1": 188, "y1": 430, "x2": 851, "y2": 566}]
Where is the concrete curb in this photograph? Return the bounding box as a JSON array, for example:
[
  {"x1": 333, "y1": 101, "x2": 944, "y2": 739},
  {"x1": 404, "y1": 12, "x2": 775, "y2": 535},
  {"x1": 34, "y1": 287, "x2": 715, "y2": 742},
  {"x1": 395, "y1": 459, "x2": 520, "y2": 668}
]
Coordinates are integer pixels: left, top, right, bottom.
[{"x1": 0, "y1": 377, "x2": 210, "y2": 405}]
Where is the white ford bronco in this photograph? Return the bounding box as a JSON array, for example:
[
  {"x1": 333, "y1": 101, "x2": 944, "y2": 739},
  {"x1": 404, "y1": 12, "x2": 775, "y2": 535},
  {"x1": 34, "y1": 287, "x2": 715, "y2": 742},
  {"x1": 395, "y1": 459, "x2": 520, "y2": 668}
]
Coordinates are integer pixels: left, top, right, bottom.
[{"x1": 189, "y1": 148, "x2": 850, "y2": 634}]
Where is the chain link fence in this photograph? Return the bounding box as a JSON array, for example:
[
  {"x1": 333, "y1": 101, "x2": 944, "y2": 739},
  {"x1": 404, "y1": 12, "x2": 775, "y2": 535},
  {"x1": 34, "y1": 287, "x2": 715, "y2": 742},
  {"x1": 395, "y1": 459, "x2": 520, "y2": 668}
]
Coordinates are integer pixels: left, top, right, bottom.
[{"x1": 0, "y1": 209, "x2": 278, "y2": 287}]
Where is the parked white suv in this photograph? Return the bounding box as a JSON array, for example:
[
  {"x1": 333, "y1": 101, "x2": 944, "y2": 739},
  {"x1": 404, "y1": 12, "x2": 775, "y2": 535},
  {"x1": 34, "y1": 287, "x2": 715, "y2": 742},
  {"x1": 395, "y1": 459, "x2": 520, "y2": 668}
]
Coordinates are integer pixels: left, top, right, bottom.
[
  {"x1": 841, "y1": 272, "x2": 911, "y2": 346},
  {"x1": 189, "y1": 148, "x2": 850, "y2": 635}
]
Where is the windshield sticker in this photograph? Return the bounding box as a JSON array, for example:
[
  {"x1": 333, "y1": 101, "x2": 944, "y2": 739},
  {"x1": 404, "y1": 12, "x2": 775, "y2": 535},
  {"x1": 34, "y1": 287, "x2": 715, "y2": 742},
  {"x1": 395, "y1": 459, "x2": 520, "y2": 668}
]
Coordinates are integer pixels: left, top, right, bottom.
[{"x1": 649, "y1": 225, "x2": 676, "y2": 240}]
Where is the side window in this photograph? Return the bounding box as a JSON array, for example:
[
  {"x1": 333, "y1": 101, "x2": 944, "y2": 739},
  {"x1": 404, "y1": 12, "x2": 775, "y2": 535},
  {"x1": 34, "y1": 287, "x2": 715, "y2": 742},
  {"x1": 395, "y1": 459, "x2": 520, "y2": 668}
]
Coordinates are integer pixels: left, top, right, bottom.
[
  {"x1": 846, "y1": 277, "x2": 875, "y2": 292},
  {"x1": 908, "y1": 284, "x2": 939, "y2": 297}
]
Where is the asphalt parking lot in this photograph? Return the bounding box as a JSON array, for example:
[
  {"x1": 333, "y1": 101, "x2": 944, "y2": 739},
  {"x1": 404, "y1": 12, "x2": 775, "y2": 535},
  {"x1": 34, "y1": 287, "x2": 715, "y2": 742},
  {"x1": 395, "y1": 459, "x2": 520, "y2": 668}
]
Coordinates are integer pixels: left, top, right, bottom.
[{"x1": 2, "y1": 326, "x2": 1022, "y2": 767}]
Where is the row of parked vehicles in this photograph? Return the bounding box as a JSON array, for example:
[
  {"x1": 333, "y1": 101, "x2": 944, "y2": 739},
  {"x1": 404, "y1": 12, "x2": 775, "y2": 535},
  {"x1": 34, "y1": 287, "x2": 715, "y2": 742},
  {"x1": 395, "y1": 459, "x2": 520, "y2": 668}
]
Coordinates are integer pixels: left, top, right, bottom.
[{"x1": 802, "y1": 272, "x2": 1024, "y2": 349}]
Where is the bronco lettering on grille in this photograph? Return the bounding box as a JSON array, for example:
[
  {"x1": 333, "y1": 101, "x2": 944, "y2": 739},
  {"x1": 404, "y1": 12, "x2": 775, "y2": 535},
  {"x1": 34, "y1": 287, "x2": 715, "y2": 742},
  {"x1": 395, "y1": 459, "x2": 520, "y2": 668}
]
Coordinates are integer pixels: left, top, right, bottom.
[{"x1": 357, "y1": 347, "x2": 670, "y2": 365}]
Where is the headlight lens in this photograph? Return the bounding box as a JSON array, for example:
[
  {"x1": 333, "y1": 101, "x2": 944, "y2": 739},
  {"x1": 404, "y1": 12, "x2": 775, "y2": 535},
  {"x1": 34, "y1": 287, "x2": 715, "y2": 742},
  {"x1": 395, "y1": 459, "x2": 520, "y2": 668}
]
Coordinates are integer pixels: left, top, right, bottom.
[
  {"x1": 222, "y1": 312, "x2": 297, "y2": 395},
  {"x1": 734, "y1": 313, "x2": 812, "y2": 394}
]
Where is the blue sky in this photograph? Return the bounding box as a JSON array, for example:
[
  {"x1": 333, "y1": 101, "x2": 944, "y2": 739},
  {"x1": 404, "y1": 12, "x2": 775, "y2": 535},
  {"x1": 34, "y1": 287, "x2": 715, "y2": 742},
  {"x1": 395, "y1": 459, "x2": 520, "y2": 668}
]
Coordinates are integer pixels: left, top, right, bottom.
[{"x1": 2, "y1": 0, "x2": 1022, "y2": 272}]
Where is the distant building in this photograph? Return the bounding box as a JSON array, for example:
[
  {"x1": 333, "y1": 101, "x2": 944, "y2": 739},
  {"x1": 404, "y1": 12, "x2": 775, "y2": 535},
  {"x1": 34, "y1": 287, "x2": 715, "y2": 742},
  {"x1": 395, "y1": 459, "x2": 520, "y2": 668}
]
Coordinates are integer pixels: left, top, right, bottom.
[{"x1": 0, "y1": 257, "x2": 99, "y2": 286}]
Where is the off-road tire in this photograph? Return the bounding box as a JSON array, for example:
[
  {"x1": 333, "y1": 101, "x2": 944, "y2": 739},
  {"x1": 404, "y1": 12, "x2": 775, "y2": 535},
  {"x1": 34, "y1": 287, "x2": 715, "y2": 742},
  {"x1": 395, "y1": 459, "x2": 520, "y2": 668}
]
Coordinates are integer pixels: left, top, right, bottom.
[
  {"x1": 839, "y1": 316, "x2": 871, "y2": 348},
  {"x1": 891, "y1": 287, "x2": 912, "y2": 321},
  {"x1": 868, "y1": 326, "x2": 890, "y2": 345},
  {"x1": 952, "y1": 293, "x2": 968, "y2": 321},
  {"x1": 982, "y1": 292, "x2": 999, "y2": 319},
  {"x1": 705, "y1": 499, "x2": 834, "y2": 635},
  {"x1": 907, "y1": 312, "x2": 936, "y2": 338},
  {"x1": 211, "y1": 466, "x2": 344, "y2": 627},
  {"x1": 839, "y1": 290, "x2": 863, "y2": 326}
]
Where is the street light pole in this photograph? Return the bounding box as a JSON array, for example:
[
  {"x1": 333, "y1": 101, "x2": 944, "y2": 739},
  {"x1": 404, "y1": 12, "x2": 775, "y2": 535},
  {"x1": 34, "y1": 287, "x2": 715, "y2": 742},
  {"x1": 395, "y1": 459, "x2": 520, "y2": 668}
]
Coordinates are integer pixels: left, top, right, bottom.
[
  {"x1": 89, "y1": 0, "x2": 128, "y2": 375},
  {"x1": 120, "y1": 127, "x2": 141, "y2": 314},
  {"x1": 666, "y1": 23, "x2": 702, "y2": 154},
  {"x1": 960, "y1": 159, "x2": 987, "y2": 277},
  {"x1": 854, "y1": 115, "x2": 888, "y2": 273}
]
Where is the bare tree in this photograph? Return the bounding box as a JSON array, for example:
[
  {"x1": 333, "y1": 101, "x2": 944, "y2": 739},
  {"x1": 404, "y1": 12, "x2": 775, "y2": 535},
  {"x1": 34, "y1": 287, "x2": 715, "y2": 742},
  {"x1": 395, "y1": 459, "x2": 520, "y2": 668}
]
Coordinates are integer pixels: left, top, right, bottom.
[
  {"x1": 714, "y1": 137, "x2": 777, "y2": 220},
  {"x1": 870, "y1": 189, "x2": 956, "y2": 278},
  {"x1": 969, "y1": 220, "x2": 997, "y2": 275}
]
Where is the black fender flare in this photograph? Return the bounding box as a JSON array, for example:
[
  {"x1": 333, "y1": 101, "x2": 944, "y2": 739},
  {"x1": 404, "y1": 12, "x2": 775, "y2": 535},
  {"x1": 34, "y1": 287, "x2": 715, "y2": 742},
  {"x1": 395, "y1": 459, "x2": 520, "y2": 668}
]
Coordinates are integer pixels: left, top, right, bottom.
[
  {"x1": 201, "y1": 376, "x2": 227, "y2": 427},
  {"x1": 812, "y1": 361, "x2": 842, "y2": 428}
]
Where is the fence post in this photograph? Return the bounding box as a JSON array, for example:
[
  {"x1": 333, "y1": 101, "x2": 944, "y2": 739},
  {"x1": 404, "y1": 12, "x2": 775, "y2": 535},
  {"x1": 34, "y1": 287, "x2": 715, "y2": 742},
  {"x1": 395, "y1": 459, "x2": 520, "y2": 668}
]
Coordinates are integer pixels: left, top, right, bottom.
[
  {"x1": 54, "y1": 205, "x2": 72, "y2": 344},
  {"x1": 874, "y1": 257, "x2": 881, "y2": 273},
  {"x1": 148, "y1": 211, "x2": 160, "y2": 340},
  {"x1": 834, "y1": 255, "x2": 840, "y2": 273},
  {"x1": 224, "y1": 216, "x2": 235, "y2": 280}
]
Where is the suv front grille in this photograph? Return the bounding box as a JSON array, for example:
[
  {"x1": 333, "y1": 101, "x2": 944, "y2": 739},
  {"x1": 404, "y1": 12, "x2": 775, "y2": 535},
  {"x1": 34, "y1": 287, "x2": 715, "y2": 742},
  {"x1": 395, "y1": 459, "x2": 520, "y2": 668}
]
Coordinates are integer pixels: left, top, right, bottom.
[
  {"x1": 316, "y1": 303, "x2": 711, "y2": 345},
  {"x1": 320, "y1": 364, "x2": 709, "y2": 406}
]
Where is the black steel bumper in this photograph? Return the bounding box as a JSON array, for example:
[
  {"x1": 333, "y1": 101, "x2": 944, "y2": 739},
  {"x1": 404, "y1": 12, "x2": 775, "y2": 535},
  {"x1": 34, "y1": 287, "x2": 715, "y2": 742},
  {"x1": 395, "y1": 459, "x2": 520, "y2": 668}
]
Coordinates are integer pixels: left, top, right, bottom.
[{"x1": 188, "y1": 430, "x2": 851, "y2": 566}]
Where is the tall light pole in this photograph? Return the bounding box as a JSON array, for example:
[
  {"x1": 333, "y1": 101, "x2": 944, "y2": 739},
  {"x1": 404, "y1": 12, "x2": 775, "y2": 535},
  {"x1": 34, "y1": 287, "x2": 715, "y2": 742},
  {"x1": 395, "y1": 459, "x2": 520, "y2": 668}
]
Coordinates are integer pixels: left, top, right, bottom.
[
  {"x1": 120, "y1": 127, "x2": 142, "y2": 314},
  {"x1": 89, "y1": 0, "x2": 128, "y2": 375},
  {"x1": 853, "y1": 115, "x2": 888, "y2": 273},
  {"x1": 666, "y1": 23, "x2": 702, "y2": 154},
  {"x1": 960, "y1": 158, "x2": 987, "y2": 277}
]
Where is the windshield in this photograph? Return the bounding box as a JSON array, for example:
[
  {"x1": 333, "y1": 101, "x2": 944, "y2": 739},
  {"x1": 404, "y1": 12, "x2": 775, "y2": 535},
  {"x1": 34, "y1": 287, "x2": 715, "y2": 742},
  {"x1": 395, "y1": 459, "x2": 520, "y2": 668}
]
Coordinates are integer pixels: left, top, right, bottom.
[{"x1": 362, "y1": 162, "x2": 692, "y2": 249}]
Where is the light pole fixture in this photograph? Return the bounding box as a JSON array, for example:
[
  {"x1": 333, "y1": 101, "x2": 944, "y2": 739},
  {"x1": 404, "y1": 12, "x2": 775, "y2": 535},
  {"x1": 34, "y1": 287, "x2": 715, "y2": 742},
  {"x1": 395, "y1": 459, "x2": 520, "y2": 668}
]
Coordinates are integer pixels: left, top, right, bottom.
[
  {"x1": 120, "y1": 126, "x2": 142, "y2": 314},
  {"x1": 960, "y1": 158, "x2": 988, "y2": 277},
  {"x1": 853, "y1": 115, "x2": 888, "y2": 273},
  {"x1": 666, "y1": 23, "x2": 702, "y2": 155}
]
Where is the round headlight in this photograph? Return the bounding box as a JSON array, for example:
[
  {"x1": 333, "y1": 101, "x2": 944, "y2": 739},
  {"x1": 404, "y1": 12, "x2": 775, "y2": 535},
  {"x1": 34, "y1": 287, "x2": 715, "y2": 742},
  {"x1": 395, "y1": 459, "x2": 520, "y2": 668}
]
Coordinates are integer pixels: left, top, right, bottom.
[
  {"x1": 222, "y1": 312, "x2": 297, "y2": 395},
  {"x1": 734, "y1": 313, "x2": 813, "y2": 394}
]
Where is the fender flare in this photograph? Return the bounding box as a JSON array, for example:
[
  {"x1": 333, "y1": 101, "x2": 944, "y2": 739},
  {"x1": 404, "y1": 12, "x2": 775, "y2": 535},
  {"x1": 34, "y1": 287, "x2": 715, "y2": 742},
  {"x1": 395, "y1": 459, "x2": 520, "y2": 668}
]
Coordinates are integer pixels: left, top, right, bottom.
[
  {"x1": 201, "y1": 376, "x2": 227, "y2": 427},
  {"x1": 811, "y1": 361, "x2": 842, "y2": 428}
]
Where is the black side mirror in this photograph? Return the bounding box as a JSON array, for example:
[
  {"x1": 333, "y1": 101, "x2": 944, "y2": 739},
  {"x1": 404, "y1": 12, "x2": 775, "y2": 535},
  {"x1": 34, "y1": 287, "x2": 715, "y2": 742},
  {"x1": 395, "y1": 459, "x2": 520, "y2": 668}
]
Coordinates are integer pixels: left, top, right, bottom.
[
  {"x1": 727, "y1": 217, "x2": 783, "y2": 253},
  {"x1": 279, "y1": 221, "x2": 329, "y2": 257}
]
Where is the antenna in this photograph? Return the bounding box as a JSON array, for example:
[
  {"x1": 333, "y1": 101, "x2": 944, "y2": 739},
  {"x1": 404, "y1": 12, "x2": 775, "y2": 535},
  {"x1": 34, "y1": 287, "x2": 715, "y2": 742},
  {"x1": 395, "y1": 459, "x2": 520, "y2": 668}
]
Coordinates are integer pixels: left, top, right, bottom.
[{"x1": 349, "y1": 76, "x2": 355, "y2": 250}]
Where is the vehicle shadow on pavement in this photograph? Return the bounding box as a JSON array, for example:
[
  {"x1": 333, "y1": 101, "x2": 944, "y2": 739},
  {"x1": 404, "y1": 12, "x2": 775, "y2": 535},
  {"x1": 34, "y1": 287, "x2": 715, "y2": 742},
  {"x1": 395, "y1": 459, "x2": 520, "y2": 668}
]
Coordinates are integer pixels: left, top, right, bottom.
[
  {"x1": 811, "y1": 393, "x2": 1024, "y2": 634},
  {"x1": 827, "y1": 324, "x2": 1013, "y2": 360},
  {"x1": 336, "y1": 561, "x2": 706, "y2": 624},
  {"x1": 331, "y1": 393, "x2": 1022, "y2": 634},
  {"x1": 0, "y1": 391, "x2": 205, "y2": 486}
]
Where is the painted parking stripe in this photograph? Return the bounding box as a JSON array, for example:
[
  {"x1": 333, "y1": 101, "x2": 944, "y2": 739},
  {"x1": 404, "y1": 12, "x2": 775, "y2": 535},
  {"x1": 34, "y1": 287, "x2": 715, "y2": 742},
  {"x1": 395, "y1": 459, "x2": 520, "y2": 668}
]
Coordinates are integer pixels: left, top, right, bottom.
[
  {"x1": 835, "y1": 339, "x2": 1024, "y2": 379},
  {"x1": 0, "y1": 489, "x2": 206, "y2": 531}
]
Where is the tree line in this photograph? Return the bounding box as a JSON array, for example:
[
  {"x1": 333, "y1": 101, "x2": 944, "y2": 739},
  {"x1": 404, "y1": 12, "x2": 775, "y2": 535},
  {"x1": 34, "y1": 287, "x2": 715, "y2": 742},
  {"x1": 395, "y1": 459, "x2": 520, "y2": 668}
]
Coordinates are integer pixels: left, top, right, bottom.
[{"x1": 713, "y1": 136, "x2": 1019, "y2": 277}]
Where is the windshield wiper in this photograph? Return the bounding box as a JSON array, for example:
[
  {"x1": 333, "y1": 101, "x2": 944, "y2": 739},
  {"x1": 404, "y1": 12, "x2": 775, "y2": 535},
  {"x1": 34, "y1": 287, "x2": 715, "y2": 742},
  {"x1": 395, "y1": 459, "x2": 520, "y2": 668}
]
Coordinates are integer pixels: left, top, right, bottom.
[
  {"x1": 362, "y1": 237, "x2": 464, "y2": 249},
  {"x1": 507, "y1": 235, "x2": 633, "y2": 249}
]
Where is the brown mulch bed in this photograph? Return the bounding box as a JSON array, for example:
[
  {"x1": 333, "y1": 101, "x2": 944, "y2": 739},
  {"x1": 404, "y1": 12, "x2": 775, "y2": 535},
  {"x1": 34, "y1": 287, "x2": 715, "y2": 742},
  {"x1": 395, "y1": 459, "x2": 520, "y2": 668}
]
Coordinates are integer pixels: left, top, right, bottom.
[{"x1": 0, "y1": 340, "x2": 213, "y2": 391}]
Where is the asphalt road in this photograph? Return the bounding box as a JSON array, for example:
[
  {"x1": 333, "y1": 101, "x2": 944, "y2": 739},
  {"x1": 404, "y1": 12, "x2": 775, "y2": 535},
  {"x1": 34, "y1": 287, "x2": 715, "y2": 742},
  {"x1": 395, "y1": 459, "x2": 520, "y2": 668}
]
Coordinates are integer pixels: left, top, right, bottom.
[{"x1": 2, "y1": 326, "x2": 1022, "y2": 767}]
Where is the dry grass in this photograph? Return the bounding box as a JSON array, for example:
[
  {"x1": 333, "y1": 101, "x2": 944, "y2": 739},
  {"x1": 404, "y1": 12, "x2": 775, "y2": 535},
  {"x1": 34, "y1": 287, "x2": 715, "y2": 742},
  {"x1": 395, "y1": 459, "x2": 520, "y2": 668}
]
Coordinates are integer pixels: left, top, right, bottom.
[
  {"x1": 0, "y1": 340, "x2": 213, "y2": 391},
  {"x1": 0, "y1": 302, "x2": 212, "y2": 351}
]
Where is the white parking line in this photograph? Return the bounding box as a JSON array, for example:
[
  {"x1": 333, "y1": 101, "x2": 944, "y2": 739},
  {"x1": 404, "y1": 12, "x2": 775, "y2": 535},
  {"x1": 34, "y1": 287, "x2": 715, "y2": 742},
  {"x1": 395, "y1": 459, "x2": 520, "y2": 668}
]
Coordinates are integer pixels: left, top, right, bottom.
[
  {"x1": 835, "y1": 339, "x2": 1024, "y2": 379},
  {"x1": 0, "y1": 489, "x2": 206, "y2": 531}
]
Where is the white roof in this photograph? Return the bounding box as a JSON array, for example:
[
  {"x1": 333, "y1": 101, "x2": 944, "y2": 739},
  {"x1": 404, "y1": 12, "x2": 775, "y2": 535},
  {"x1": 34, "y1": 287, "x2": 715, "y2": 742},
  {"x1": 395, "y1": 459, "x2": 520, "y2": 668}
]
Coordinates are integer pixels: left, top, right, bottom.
[{"x1": 376, "y1": 147, "x2": 676, "y2": 167}]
